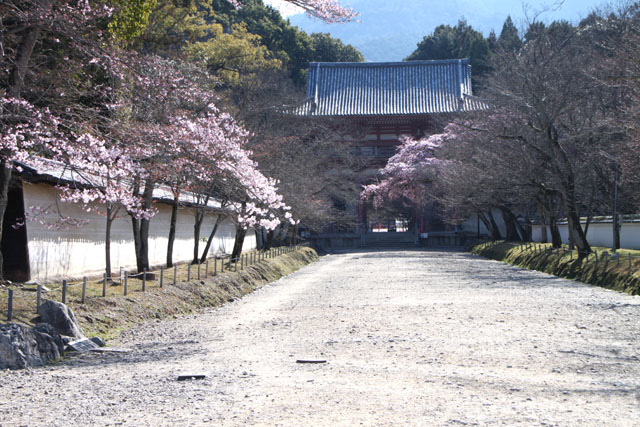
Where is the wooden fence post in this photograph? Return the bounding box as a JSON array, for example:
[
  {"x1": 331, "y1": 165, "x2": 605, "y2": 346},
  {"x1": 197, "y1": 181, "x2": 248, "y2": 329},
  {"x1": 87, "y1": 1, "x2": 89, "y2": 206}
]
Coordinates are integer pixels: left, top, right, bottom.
[
  {"x1": 173, "y1": 265, "x2": 177, "y2": 285},
  {"x1": 214, "y1": 258, "x2": 217, "y2": 276},
  {"x1": 61, "y1": 280, "x2": 67, "y2": 304},
  {"x1": 197, "y1": 263, "x2": 201, "y2": 280},
  {"x1": 142, "y1": 269, "x2": 146, "y2": 292},
  {"x1": 7, "y1": 289, "x2": 13, "y2": 322},
  {"x1": 160, "y1": 266, "x2": 164, "y2": 288},
  {"x1": 124, "y1": 272, "x2": 128, "y2": 296},
  {"x1": 187, "y1": 264, "x2": 191, "y2": 281},
  {"x1": 36, "y1": 285, "x2": 42, "y2": 313},
  {"x1": 81, "y1": 277, "x2": 87, "y2": 303},
  {"x1": 205, "y1": 261, "x2": 209, "y2": 278}
]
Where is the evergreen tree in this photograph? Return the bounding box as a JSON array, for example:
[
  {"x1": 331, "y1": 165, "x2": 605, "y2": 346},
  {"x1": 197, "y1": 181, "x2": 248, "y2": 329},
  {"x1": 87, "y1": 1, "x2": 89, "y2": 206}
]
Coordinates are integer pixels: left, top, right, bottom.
[
  {"x1": 405, "y1": 19, "x2": 491, "y2": 80},
  {"x1": 487, "y1": 30, "x2": 498, "y2": 52},
  {"x1": 310, "y1": 33, "x2": 364, "y2": 63},
  {"x1": 498, "y1": 16, "x2": 522, "y2": 51}
]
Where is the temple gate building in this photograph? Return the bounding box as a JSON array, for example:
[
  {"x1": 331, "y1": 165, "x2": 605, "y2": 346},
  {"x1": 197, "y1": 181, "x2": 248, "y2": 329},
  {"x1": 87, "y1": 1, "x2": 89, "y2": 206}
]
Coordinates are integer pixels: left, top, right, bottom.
[{"x1": 298, "y1": 58, "x2": 487, "y2": 248}]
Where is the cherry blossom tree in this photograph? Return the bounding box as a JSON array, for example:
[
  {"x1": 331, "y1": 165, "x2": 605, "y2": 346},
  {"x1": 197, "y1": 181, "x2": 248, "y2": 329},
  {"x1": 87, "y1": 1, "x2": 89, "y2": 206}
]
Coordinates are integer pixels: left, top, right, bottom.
[
  {"x1": 56, "y1": 134, "x2": 153, "y2": 280},
  {"x1": 0, "y1": 0, "x2": 121, "y2": 278},
  {"x1": 362, "y1": 133, "x2": 445, "y2": 209}
]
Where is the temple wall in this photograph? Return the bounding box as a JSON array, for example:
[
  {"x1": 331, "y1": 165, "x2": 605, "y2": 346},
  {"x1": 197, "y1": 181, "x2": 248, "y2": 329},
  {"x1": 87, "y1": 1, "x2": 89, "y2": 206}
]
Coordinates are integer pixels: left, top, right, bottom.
[{"x1": 21, "y1": 182, "x2": 255, "y2": 282}]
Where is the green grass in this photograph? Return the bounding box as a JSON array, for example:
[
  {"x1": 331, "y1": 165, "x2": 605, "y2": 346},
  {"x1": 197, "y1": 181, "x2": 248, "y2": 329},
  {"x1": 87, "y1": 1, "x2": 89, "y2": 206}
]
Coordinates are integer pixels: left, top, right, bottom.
[{"x1": 470, "y1": 241, "x2": 640, "y2": 295}]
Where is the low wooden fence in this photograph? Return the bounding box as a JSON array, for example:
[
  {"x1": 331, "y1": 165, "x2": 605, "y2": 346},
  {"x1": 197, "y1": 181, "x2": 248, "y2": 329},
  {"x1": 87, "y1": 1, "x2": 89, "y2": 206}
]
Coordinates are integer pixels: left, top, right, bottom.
[
  {"x1": 2, "y1": 243, "x2": 307, "y2": 322},
  {"x1": 479, "y1": 240, "x2": 640, "y2": 271}
]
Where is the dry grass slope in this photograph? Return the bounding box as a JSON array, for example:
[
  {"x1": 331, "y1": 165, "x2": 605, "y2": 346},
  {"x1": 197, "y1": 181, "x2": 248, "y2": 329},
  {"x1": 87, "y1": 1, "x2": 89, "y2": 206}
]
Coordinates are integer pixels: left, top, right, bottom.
[
  {"x1": 1, "y1": 248, "x2": 318, "y2": 341},
  {"x1": 471, "y1": 241, "x2": 640, "y2": 295}
]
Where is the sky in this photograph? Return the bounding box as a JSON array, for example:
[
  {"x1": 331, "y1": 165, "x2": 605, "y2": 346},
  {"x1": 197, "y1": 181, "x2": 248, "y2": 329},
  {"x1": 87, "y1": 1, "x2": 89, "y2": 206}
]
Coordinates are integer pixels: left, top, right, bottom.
[
  {"x1": 265, "y1": 0, "x2": 610, "y2": 21},
  {"x1": 264, "y1": 0, "x2": 304, "y2": 16}
]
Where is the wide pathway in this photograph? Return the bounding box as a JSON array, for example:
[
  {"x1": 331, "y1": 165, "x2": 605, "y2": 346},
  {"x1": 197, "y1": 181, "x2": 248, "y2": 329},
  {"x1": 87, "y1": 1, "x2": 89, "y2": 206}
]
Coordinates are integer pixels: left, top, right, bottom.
[{"x1": 1, "y1": 250, "x2": 640, "y2": 426}]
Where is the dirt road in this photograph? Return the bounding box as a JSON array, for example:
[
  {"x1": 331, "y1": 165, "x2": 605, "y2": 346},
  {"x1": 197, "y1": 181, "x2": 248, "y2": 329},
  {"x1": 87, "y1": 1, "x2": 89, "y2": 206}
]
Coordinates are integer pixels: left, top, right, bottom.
[{"x1": 1, "y1": 249, "x2": 639, "y2": 426}]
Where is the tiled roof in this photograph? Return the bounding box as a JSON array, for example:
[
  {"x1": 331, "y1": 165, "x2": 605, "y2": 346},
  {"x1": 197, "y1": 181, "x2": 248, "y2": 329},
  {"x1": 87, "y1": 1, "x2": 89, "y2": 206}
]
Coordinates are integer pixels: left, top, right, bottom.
[
  {"x1": 15, "y1": 158, "x2": 226, "y2": 209},
  {"x1": 298, "y1": 59, "x2": 487, "y2": 117}
]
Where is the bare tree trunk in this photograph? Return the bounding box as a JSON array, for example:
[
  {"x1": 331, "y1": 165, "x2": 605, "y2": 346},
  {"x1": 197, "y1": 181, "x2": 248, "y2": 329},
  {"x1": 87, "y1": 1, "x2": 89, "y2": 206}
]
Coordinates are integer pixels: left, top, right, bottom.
[
  {"x1": 280, "y1": 223, "x2": 290, "y2": 246},
  {"x1": 192, "y1": 196, "x2": 210, "y2": 264},
  {"x1": 583, "y1": 214, "x2": 593, "y2": 237},
  {"x1": 499, "y1": 206, "x2": 522, "y2": 241},
  {"x1": 166, "y1": 194, "x2": 179, "y2": 268},
  {"x1": 264, "y1": 229, "x2": 275, "y2": 250},
  {"x1": 477, "y1": 211, "x2": 492, "y2": 238},
  {"x1": 131, "y1": 179, "x2": 154, "y2": 273},
  {"x1": 487, "y1": 209, "x2": 502, "y2": 241},
  {"x1": 517, "y1": 216, "x2": 531, "y2": 242},
  {"x1": 536, "y1": 198, "x2": 549, "y2": 243},
  {"x1": 254, "y1": 227, "x2": 264, "y2": 250},
  {"x1": 549, "y1": 218, "x2": 563, "y2": 248},
  {"x1": 192, "y1": 211, "x2": 203, "y2": 264},
  {"x1": 105, "y1": 204, "x2": 118, "y2": 281},
  {"x1": 231, "y1": 225, "x2": 247, "y2": 260},
  {"x1": 7, "y1": 1, "x2": 56, "y2": 98},
  {"x1": 130, "y1": 179, "x2": 143, "y2": 272},
  {"x1": 273, "y1": 224, "x2": 285, "y2": 247},
  {"x1": 549, "y1": 129, "x2": 590, "y2": 255},
  {"x1": 199, "y1": 214, "x2": 224, "y2": 263},
  {"x1": 562, "y1": 190, "x2": 589, "y2": 255},
  {"x1": 139, "y1": 180, "x2": 154, "y2": 271}
]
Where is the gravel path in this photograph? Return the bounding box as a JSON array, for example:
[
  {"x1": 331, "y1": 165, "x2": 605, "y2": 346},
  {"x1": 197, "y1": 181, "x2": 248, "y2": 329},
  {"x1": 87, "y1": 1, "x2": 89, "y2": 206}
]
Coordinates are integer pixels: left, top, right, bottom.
[{"x1": 1, "y1": 249, "x2": 639, "y2": 426}]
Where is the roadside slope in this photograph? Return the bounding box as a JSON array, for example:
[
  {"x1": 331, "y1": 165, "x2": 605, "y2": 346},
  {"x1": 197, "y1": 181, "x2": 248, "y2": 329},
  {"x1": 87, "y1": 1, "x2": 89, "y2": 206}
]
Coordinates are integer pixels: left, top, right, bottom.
[{"x1": 471, "y1": 241, "x2": 640, "y2": 295}]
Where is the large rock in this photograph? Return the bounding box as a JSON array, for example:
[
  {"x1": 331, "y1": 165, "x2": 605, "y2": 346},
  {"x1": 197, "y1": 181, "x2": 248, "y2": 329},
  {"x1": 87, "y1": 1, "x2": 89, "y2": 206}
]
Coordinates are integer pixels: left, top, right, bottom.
[
  {"x1": 0, "y1": 323, "x2": 65, "y2": 370},
  {"x1": 37, "y1": 300, "x2": 84, "y2": 339}
]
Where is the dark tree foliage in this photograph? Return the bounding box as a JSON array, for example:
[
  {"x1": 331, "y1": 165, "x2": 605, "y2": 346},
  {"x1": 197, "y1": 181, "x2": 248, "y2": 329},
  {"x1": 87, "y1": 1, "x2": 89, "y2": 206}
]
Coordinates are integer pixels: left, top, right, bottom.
[
  {"x1": 405, "y1": 19, "x2": 491, "y2": 80},
  {"x1": 206, "y1": 0, "x2": 315, "y2": 85},
  {"x1": 487, "y1": 30, "x2": 498, "y2": 52},
  {"x1": 498, "y1": 16, "x2": 522, "y2": 51},
  {"x1": 310, "y1": 33, "x2": 364, "y2": 63}
]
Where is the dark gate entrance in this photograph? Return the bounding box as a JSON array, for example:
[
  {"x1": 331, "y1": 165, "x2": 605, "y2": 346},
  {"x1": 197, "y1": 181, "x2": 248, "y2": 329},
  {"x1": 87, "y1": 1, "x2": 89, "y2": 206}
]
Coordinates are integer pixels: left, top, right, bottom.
[{"x1": 2, "y1": 180, "x2": 30, "y2": 282}]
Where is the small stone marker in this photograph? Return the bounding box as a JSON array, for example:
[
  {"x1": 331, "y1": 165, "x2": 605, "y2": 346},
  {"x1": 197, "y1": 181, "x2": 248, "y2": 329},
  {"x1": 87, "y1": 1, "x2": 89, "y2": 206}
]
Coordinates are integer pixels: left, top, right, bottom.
[
  {"x1": 296, "y1": 359, "x2": 327, "y2": 364},
  {"x1": 177, "y1": 373, "x2": 208, "y2": 381},
  {"x1": 67, "y1": 338, "x2": 100, "y2": 353}
]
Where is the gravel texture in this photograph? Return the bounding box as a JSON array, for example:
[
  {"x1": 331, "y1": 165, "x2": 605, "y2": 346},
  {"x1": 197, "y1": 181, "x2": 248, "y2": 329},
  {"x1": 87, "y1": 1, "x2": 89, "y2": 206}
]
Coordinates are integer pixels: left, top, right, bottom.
[{"x1": 1, "y1": 249, "x2": 639, "y2": 426}]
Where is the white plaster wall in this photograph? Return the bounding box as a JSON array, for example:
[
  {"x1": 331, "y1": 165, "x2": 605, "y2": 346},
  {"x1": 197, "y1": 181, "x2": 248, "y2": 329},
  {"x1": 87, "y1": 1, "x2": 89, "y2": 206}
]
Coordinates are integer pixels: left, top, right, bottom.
[
  {"x1": 459, "y1": 209, "x2": 507, "y2": 237},
  {"x1": 22, "y1": 183, "x2": 255, "y2": 282},
  {"x1": 531, "y1": 221, "x2": 640, "y2": 249}
]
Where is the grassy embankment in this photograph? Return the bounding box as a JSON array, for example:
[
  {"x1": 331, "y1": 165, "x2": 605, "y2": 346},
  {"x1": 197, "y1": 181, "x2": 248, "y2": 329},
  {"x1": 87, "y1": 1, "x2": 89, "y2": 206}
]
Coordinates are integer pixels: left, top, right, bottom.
[
  {"x1": 470, "y1": 241, "x2": 640, "y2": 295},
  {"x1": 1, "y1": 247, "x2": 318, "y2": 340}
]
